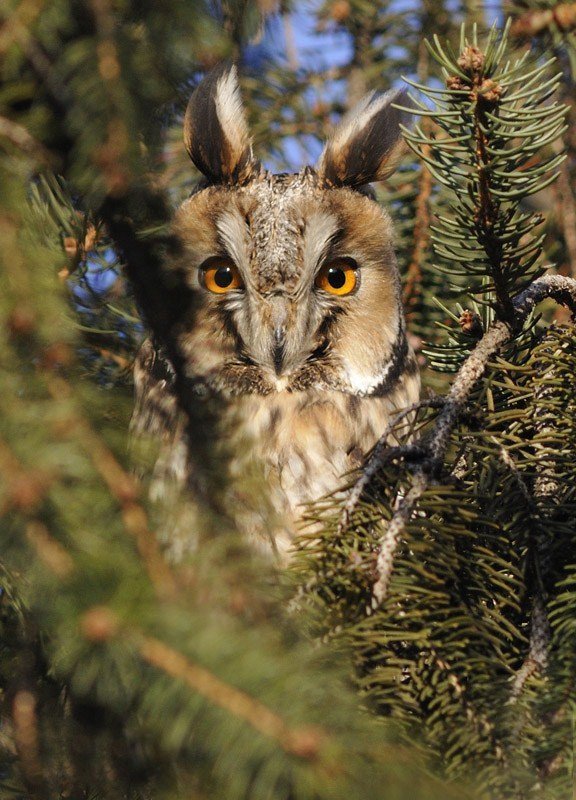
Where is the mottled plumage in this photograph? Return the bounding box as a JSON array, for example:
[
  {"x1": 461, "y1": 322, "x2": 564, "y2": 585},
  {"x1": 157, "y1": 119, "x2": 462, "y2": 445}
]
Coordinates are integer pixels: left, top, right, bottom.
[{"x1": 132, "y1": 64, "x2": 420, "y2": 559}]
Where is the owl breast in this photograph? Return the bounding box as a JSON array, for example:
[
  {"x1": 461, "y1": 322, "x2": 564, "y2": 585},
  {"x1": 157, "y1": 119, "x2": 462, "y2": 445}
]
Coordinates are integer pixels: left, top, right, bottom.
[
  {"x1": 132, "y1": 335, "x2": 420, "y2": 561},
  {"x1": 228, "y1": 374, "x2": 419, "y2": 556}
]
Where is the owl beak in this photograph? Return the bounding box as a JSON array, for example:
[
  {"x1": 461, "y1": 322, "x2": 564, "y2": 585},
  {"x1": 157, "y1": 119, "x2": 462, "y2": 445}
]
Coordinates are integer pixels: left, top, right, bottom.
[
  {"x1": 269, "y1": 297, "x2": 288, "y2": 376},
  {"x1": 273, "y1": 325, "x2": 286, "y2": 375}
]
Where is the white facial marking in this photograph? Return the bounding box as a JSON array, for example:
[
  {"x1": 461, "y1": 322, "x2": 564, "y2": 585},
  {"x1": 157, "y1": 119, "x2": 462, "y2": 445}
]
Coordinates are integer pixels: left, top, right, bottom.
[
  {"x1": 274, "y1": 376, "x2": 289, "y2": 392},
  {"x1": 344, "y1": 317, "x2": 401, "y2": 395},
  {"x1": 302, "y1": 211, "x2": 340, "y2": 281},
  {"x1": 216, "y1": 210, "x2": 249, "y2": 273}
]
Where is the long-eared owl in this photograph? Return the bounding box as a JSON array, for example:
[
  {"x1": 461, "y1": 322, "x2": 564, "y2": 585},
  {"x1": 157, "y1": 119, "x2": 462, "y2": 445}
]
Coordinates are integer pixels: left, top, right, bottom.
[{"x1": 132, "y1": 64, "x2": 420, "y2": 560}]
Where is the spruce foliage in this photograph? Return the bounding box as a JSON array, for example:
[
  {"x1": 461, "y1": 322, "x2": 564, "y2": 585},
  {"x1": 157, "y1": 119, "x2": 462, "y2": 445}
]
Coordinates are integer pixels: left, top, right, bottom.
[{"x1": 1, "y1": 2, "x2": 575, "y2": 799}]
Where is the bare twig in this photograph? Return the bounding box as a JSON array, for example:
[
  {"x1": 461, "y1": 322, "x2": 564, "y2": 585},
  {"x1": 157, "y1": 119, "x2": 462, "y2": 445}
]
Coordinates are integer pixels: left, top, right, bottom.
[
  {"x1": 371, "y1": 470, "x2": 428, "y2": 606},
  {"x1": 510, "y1": 595, "x2": 550, "y2": 701},
  {"x1": 338, "y1": 397, "x2": 444, "y2": 536},
  {"x1": 370, "y1": 274, "x2": 576, "y2": 607}
]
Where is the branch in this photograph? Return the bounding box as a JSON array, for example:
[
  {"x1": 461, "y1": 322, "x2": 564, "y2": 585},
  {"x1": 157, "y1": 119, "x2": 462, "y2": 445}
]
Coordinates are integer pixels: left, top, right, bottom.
[
  {"x1": 138, "y1": 636, "x2": 325, "y2": 761},
  {"x1": 0, "y1": 116, "x2": 51, "y2": 163},
  {"x1": 511, "y1": 4, "x2": 576, "y2": 38},
  {"x1": 79, "y1": 606, "x2": 325, "y2": 762},
  {"x1": 338, "y1": 397, "x2": 444, "y2": 536},
  {"x1": 509, "y1": 595, "x2": 550, "y2": 701},
  {"x1": 99, "y1": 191, "x2": 228, "y2": 519},
  {"x1": 370, "y1": 274, "x2": 576, "y2": 607},
  {"x1": 45, "y1": 375, "x2": 177, "y2": 599}
]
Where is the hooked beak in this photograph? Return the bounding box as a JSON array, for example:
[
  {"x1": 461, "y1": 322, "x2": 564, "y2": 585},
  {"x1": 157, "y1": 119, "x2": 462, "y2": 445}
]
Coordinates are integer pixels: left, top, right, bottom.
[
  {"x1": 273, "y1": 325, "x2": 286, "y2": 375},
  {"x1": 269, "y1": 296, "x2": 288, "y2": 376}
]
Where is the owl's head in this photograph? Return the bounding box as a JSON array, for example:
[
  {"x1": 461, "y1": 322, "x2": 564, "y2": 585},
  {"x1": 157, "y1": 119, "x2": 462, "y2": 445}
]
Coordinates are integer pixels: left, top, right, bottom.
[{"x1": 175, "y1": 64, "x2": 415, "y2": 398}]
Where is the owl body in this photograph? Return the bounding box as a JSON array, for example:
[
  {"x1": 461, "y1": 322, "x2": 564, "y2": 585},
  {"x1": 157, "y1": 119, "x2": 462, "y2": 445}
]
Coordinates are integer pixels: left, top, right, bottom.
[{"x1": 132, "y1": 66, "x2": 420, "y2": 559}]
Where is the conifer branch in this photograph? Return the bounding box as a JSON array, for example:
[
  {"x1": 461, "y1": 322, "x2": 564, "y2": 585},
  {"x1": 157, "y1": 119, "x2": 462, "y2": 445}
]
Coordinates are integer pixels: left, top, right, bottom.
[
  {"x1": 507, "y1": 333, "x2": 571, "y2": 701},
  {"x1": 497, "y1": 443, "x2": 552, "y2": 699},
  {"x1": 511, "y1": 4, "x2": 576, "y2": 38},
  {"x1": 371, "y1": 273, "x2": 576, "y2": 607},
  {"x1": 45, "y1": 376, "x2": 177, "y2": 599},
  {"x1": 402, "y1": 23, "x2": 568, "y2": 348},
  {"x1": 430, "y1": 651, "x2": 506, "y2": 765},
  {"x1": 510, "y1": 595, "x2": 550, "y2": 701},
  {"x1": 138, "y1": 636, "x2": 326, "y2": 761},
  {"x1": 99, "y1": 194, "x2": 229, "y2": 518},
  {"x1": 338, "y1": 397, "x2": 444, "y2": 537}
]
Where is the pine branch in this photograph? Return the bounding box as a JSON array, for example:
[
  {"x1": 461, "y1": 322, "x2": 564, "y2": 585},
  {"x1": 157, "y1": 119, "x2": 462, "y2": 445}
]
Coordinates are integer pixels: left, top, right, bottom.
[
  {"x1": 46, "y1": 382, "x2": 178, "y2": 600},
  {"x1": 138, "y1": 634, "x2": 324, "y2": 760},
  {"x1": 2, "y1": 159, "x2": 466, "y2": 799},
  {"x1": 371, "y1": 274, "x2": 576, "y2": 606},
  {"x1": 401, "y1": 22, "x2": 568, "y2": 374},
  {"x1": 496, "y1": 443, "x2": 552, "y2": 699},
  {"x1": 338, "y1": 397, "x2": 445, "y2": 537},
  {"x1": 511, "y1": 3, "x2": 576, "y2": 38},
  {"x1": 510, "y1": 595, "x2": 550, "y2": 700}
]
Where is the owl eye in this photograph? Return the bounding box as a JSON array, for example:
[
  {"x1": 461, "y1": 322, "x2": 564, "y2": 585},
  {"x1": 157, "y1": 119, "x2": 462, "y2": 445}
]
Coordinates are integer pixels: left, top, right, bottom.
[
  {"x1": 315, "y1": 259, "x2": 358, "y2": 296},
  {"x1": 200, "y1": 259, "x2": 244, "y2": 294}
]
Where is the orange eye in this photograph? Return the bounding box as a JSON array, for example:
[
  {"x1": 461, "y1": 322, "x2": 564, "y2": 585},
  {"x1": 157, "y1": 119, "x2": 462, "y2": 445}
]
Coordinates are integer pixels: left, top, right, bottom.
[
  {"x1": 315, "y1": 259, "x2": 358, "y2": 296},
  {"x1": 200, "y1": 259, "x2": 244, "y2": 294}
]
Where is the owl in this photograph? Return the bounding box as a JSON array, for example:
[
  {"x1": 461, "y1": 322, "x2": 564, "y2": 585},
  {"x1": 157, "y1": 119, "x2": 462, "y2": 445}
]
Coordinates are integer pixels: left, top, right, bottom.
[{"x1": 132, "y1": 64, "x2": 420, "y2": 560}]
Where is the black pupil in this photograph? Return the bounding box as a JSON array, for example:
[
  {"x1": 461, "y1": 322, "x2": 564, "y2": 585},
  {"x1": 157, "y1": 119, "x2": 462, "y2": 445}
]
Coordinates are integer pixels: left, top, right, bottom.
[
  {"x1": 327, "y1": 267, "x2": 346, "y2": 289},
  {"x1": 214, "y1": 267, "x2": 233, "y2": 288}
]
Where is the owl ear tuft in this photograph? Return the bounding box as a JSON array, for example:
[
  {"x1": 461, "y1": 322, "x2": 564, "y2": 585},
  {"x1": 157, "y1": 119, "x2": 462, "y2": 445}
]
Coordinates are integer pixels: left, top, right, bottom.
[
  {"x1": 184, "y1": 63, "x2": 258, "y2": 184},
  {"x1": 316, "y1": 88, "x2": 412, "y2": 188}
]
